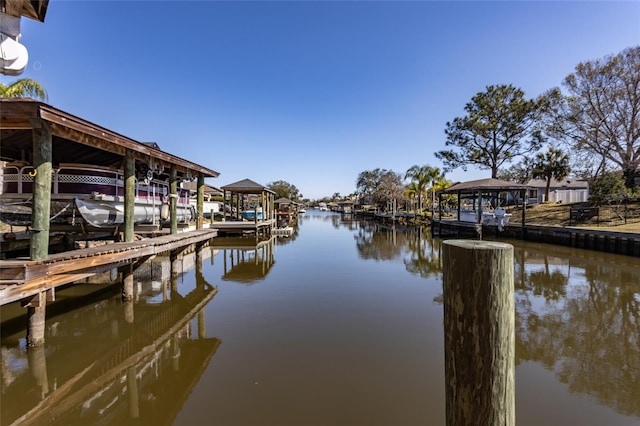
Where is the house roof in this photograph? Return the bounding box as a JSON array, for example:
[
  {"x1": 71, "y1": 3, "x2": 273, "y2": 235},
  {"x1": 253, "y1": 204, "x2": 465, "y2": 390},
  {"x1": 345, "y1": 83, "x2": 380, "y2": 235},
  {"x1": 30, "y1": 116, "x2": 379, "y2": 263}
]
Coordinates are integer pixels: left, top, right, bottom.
[
  {"x1": 182, "y1": 181, "x2": 223, "y2": 195},
  {"x1": 440, "y1": 178, "x2": 529, "y2": 194},
  {"x1": 525, "y1": 178, "x2": 589, "y2": 189},
  {"x1": 221, "y1": 178, "x2": 275, "y2": 194}
]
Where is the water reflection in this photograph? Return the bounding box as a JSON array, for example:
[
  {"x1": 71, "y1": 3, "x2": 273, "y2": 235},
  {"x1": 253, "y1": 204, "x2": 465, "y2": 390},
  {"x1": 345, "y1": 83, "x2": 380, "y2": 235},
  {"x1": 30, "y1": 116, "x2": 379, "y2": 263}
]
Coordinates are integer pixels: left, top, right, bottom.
[
  {"x1": 2, "y1": 214, "x2": 638, "y2": 424},
  {"x1": 1, "y1": 251, "x2": 220, "y2": 426},
  {"x1": 211, "y1": 236, "x2": 277, "y2": 284},
  {"x1": 512, "y1": 243, "x2": 640, "y2": 419},
  {"x1": 372, "y1": 222, "x2": 640, "y2": 421}
]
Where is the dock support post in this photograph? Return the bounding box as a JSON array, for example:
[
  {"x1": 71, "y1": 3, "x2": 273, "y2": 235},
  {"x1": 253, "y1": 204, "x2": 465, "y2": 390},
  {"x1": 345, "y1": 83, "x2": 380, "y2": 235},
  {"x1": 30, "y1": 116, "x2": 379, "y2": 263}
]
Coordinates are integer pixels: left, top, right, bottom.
[
  {"x1": 170, "y1": 166, "x2": 178, "y2": 234},
  {"x1": 197, "y1": 172, "x2": 204, "y2": 230},
  {"x1": 442, "y1": 240, "x2": 515, "y2": 426},
  {"x1": 25, "y1": 291, "x2": 46, "y2": 347},
  {"x1": 124, "y1": 150, "x2": 135, "y2": 242},
  {"x1": 171, "y1": 250, "x2": 180, "y2": 277},
  {"x1": 121, "y1": 264, "x2": 134, "y2": 301},
  {"x1": 521, "y1": 190, "x2": 527, "y2": 239},
  {"x1": 30, "y1": 119, "x2": 52, "y2": 261}
]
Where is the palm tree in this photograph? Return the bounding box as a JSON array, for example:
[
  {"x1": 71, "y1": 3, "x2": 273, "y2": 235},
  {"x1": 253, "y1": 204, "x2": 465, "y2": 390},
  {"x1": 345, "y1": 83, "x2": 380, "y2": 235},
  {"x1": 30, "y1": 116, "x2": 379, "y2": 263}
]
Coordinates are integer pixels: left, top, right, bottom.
[
  {"x1": 404, "y1": 182, "x2": 421, "y2": 214},
  {"x1": 532, "y1": 147, "x2": 571, "y2": 202},
  {"x1": 405, "y1": 165, "x2": 442, "y2": 214},
  {"x1": 0, "y1": 78, "x2": 48, "y2": 101}
]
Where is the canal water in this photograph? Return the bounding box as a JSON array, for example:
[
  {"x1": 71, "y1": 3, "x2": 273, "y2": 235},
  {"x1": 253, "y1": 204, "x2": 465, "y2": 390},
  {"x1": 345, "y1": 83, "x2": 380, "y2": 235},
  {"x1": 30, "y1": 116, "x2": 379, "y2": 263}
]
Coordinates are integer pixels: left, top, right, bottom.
[{"x1": 1, "y1": 211, "x2": 639, "y2": 425}]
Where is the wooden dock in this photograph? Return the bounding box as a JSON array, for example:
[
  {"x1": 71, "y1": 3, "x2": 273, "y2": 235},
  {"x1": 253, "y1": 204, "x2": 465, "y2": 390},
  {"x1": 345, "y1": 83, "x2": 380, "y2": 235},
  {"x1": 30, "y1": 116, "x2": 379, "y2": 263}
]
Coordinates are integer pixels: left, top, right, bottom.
[
  {"x1": 0, "y1": 229, "x2": 218, "y2": 306},
  {"x1": 212, "y1": 218, "x2": 276, "y2": 235}
]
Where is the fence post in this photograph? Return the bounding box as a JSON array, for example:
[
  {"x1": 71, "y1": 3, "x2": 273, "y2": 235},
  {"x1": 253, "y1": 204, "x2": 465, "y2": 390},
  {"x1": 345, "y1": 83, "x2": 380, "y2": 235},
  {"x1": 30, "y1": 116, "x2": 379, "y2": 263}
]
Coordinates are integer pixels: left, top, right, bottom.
[{"x1": 442, "y1": 240, "x2": 515, "y2": 426}]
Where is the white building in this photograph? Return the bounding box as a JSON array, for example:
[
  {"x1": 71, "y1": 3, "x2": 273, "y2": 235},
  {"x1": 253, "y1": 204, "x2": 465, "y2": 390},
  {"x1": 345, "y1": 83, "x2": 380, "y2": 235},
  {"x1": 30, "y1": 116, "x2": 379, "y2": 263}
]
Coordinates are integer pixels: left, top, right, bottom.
[{"x1": 525, "y1": 178, "x2": 589, "y2": 204}]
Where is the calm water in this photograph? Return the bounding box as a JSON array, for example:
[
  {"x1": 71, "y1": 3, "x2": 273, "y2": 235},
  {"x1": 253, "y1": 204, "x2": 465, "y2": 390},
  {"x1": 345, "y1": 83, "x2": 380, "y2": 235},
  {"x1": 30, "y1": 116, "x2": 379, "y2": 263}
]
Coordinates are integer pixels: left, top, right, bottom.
[{"x1": 1, "y1": 211, "x2": 639, "y2": 425}]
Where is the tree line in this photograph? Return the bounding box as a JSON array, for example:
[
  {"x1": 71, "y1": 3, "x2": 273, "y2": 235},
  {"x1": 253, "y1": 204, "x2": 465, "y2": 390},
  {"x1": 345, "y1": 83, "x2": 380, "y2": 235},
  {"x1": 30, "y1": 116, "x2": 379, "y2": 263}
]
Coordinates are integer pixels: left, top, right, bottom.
[{"x1": 356, "y1": 45, "x2": 639, "y2": 210}]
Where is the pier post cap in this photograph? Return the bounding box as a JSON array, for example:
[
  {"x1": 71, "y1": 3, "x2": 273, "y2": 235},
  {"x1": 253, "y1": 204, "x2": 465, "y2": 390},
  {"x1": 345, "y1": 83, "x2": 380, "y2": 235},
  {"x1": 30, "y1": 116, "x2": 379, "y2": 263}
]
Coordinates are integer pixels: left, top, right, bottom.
[{"x1": 443, "y1": 239, "x2": 512, "y2": 251}]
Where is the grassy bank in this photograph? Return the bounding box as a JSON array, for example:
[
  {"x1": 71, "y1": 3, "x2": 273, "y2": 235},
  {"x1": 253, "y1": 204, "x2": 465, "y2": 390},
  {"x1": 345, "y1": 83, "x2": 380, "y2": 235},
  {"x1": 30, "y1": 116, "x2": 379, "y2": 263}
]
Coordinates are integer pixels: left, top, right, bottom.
[{"x1": 505, "y1": 202, "x2": 640, "y2": 233}]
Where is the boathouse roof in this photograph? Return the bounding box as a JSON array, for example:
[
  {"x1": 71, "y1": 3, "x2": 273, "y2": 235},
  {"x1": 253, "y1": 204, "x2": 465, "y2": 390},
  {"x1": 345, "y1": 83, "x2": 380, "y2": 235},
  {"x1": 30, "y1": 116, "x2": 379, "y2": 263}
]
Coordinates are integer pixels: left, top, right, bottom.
[
  {"x1": 440, "y1": 178, "x2": 529, "y2": 194},
  {"x1": 274, "y1": 197, "x2": 295, "y2": 204},
  {"x1": 0, "y1": 98, "x2": 220, "y2": 180},
  {"x1": 3, "y1": 0, "x2": 48, "y2": 22},
  {"x1": 182, "y1": 181, "x2": 223, "y2": 195},
  {"x1": 221, "y1": 179, "x2": 275, "y2": 194}
]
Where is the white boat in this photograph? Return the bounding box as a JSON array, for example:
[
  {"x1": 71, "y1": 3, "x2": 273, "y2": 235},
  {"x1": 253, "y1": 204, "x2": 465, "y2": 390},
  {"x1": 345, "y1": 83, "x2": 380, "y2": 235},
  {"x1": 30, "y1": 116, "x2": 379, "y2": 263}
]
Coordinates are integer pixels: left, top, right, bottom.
[
  {"x1": 458, "y1": 208, "x2": 511, "y2": 231},
  {"x1": 0, "y1": 164, "x2": 195, "y2": 229},
  {"x1": 272, "y1": 226, "x2": 293, "y2": 237}
]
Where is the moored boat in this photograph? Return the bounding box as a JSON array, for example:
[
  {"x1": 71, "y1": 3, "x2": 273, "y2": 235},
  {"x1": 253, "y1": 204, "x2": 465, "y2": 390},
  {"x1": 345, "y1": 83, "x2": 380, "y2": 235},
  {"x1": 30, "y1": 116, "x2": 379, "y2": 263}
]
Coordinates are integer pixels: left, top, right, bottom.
[
  {"x1": 241, "y1": 207, "x2": 263, "y2": 220},
  {"x1": 0, "y1": 164, "x2": 195, "y2": 229},
  {"x1": 458, "y1": 208, "x2": 511, "y2": 231}
]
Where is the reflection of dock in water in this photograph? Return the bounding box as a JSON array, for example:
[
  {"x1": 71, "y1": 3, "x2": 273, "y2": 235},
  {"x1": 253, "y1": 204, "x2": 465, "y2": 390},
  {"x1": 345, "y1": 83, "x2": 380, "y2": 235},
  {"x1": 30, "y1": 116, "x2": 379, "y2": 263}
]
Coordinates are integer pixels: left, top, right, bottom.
[
  {"x1": 2, "y1": 277, "x2": 219, "y2": 426},
  {"x1": 211, "y1": 236, "x2": 276, "y2": 284}
]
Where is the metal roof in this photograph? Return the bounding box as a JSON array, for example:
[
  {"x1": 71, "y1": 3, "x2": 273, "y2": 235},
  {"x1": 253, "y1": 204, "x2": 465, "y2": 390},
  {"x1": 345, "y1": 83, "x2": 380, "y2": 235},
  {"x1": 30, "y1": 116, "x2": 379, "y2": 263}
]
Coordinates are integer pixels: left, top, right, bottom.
[
  {"x1": 440, "y1": 178, "x2": 529, "y2": 194},
  {"x1": 221, "y1": 179, "x2": 275, "y2": 194}
]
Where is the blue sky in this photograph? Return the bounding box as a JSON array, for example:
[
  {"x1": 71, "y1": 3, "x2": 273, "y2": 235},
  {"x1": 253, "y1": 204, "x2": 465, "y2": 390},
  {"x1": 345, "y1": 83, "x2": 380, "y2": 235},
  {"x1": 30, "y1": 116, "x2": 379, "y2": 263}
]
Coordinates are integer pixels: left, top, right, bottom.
[{"x1": 4, "y1": 1, "x2": 639, "y2": 200}]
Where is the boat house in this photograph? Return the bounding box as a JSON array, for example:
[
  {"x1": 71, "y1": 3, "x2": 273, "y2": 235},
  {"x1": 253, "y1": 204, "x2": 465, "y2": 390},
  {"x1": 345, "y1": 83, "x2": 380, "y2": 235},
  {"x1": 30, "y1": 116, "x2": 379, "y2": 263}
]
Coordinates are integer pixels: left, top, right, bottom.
[{"x1": 435, "y1": 178, "x2": 529, "y2": 238}]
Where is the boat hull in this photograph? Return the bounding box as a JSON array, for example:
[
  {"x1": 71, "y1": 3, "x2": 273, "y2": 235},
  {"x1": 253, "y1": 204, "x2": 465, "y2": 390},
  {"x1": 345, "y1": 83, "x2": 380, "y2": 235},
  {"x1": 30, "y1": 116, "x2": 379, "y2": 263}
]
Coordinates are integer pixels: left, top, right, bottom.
[
  {"x1": 1, "y1": 164, "x2": 195, "y2": 229},
  {"x1": 458, "y1": 209, "x2": 511, "y2": 230},
  {"x1": 75, "y1": 198, "x2": 194, "y2": 228},
  {"x1": 241, "y1": 210, "x2": 263, "y2": 220}
]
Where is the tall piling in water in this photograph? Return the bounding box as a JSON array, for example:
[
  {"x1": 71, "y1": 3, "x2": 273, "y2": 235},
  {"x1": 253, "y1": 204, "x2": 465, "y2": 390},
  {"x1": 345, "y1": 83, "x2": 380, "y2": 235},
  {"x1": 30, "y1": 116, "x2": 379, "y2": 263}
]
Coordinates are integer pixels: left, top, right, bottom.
[{"x1": 442, "y1": 240, "x2": 515, "y2": 426}]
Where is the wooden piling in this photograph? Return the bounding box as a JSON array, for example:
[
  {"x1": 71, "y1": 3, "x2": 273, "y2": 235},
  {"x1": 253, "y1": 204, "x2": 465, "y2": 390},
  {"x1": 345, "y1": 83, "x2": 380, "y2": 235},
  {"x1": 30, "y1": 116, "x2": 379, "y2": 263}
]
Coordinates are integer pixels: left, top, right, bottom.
[
  {"x1": 197, "y1": 172, "x2": 204, "y2": 230},
  {"x1": 121, "y1": 264, "x2": 134, "y2": 301},
  {"x1": 124, "y1": 150, "x2": 135, "y2": 243},
  {"x1": 30, "y1": 119, "x2": 52, "y2": 261},
  {"x1": 170, "y1": 166, "x2": 178, "y2": 234},
  {"x1": 26, "y1": 291, "x2": 46, "y2": 347},
  {"x1": 442, "y1": 240, "x2": 515, "y2": 426}
]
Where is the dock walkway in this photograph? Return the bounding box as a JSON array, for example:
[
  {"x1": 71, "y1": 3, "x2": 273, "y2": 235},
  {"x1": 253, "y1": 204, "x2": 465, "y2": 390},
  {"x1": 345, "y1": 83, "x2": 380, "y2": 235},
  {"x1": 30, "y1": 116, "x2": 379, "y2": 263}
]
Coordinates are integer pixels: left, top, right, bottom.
[{"x1": 0, "y1": 229, "x2": 218, "y2": 306}]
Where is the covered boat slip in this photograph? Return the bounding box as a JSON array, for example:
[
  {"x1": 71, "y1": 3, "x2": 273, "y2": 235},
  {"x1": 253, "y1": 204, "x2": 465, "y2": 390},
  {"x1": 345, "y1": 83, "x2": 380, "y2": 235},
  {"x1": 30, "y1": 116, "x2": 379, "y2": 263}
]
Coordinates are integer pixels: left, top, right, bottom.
[
  {"x1": 0, "y1": 99, "x2": 220, "y2": 344},
  {"x1": 216, "y1": 178, "x2": 277, "y2": 236},
  {"x1": 435, "y1": 178, "x2": 529, "y2": 238},
  {"x1": 0, "y1": 98, "x2": 220, "y2": 254}
]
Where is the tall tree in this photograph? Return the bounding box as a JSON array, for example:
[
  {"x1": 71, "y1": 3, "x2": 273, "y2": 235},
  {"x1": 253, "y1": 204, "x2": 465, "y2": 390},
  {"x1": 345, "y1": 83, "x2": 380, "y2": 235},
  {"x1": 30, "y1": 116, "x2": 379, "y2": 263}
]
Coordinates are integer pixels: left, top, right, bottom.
[
  {"x1": 0, "y1": 78, "x2": 48, "y2": 101},
  {"x1": 560, "y1": 46, "x2": 640, "y2": 190},
  {"x1": 356, "y1": 168, "x2": 385, "y2": 200},
  {"x1": 436, "y1": 84, "x2": 547, "y2": 178},
  {"x1": 377, "y1": 170, "x2": 405, "y2": 210},
  {"x1": 531, "y1": 147, "x2": 571, "y2": 202},
  {"x1": 267, "y1": 180, "x2": 300, "y2": 200},
  {"x1": 404, "y1": 182, "x2": 420, "y2": 213},
  {"x1": 356, "y1": 168, "x2": 405, "y2": 210}
]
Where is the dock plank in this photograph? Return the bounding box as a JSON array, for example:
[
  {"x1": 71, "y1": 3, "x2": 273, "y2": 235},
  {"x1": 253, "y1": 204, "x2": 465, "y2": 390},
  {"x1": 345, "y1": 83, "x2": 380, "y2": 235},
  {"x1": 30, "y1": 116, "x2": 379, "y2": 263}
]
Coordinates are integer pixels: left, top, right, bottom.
[{"x1": 0, "y1": 229, "x2": 218, "y2": 306}]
